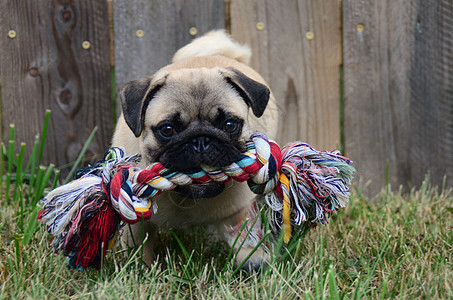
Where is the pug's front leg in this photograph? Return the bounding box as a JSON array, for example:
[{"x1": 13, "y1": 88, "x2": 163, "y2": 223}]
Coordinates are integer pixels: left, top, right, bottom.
[
  {"x1": 220, "y1": 202, "x2": 269, "y2": 272},
  {"x1": 121, "y1": 221, "x2": 158, "y2": 268}
]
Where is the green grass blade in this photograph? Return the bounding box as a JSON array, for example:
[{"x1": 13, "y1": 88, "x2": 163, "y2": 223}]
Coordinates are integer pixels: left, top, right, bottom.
[
  {"x1": 64, "y1": 126, "x2": 98, "y2": 183},
  {"x1": 379, "y1": 278, "x2": 388, "y2": 300},
  {"x1": 231, "y1": 207, "x2": 263, "y2": 263},
  {"x1": 278, "y1": 223, "x2": 315, "y2": 263},
  {"x1": 270, "y1": 228, "x2": 286, "y2": 266},
  {"x1": 33, "y1": 167, "x2": 46, "y2": 205},
  {"x1": 351, "y1": 277, "x2": 363, "y2": 300},
  {"x1": 222, "y1": 218, "x2": 249, "y2": 273},
  {"x1": 22, "y1": 205, "x2": 40, "y2": 246},
  {"x1": 140, "y1": 216, "x2": 145, "y2": 267},
  {"x1": 25, "y1": 135, "x2": 40, "y2": 190},
  {"x1": 7, "y1": 125, "x2": 15, "y2": 168},
  {"x1": 7, "y1": 255, "x2": 20, "y2": 287},
  {"x1": 33, "y1": 164, "x2": 54, "y2": 206},
  {"x1": 47, "y1": 262, "x2": 67, "y2": 295},
  {"x1": 113, "y1": 234, "x2": 148, "y2": 281},
  {"x1": 6, "y1": 125, "x2": 15, "y2": 204},
  {"x1": 314, "y1": 273, "x2": 321, "y2": 300},
  {"x1": 374, "y1": 254, "x2": 408, "y2": 298},
  {"x1": 170, "y1": 229, "x2": 191, "y2": 261},
  {"x1": 304, "y1": 292, "x2": 315, "y2": 300},
  {"x1": 328, "y1": 266, "x2": 340, "y2": 300},
  {"x1": 362, "y1": 235, "x2": 391, "y2": 294},
  {"x1": 38, "y1": 110, "x2": 51, "y2": 166},
  {"x1": 13, "y1": 143, "x2": 26, "y2": 204},
  {"x1": 387, "y1": 254, "x2": 408, "y2": 279},
  {"x1": 51, "y1": 169, "x2": 60, "y2": 189},
  {"x1": 231, "y1": 230, "x2": 271, "y2": 277}
]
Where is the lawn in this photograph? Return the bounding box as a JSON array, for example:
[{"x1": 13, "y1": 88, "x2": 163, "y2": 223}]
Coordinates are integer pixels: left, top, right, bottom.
[{"x1": 0, "y1": 119, "x2": 452, "y2": 299}]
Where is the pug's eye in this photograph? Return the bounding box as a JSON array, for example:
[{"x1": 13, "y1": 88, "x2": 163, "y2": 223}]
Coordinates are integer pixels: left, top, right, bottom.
[
  {"x1": 223, "y1": 120, "x2": 239, "y2": 133},
  {"x1": 159, "y1": 124, "x2": 175, "y2": 137}
]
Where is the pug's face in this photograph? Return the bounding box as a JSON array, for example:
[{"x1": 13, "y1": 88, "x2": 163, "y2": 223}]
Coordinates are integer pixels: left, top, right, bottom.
[{"x1": 119, "y1": 67, "x2": 270, "y2": 199}]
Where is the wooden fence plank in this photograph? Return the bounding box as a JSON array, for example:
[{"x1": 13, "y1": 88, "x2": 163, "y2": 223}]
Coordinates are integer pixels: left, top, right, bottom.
[
  {"x1": 343, "y1": 0, "x2": 452, "y2": 196},
  {"x1": 343, "y1": 0, "x2": 414, "y2": 196},
  {"x1": 113, "y1": 0, "x2": 225, "y2": 97},
  {"x1": 0, "y1": 0, "x2": 113, "y2": 171},
  {"x1": 409, "y1": 1, "x2": 453, "y2": 189},
  {"x1": 229, "y1": 0, "x2": 342, "y2": 149}
]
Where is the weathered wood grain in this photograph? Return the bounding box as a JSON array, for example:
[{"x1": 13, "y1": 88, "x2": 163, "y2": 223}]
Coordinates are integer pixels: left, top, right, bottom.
[
  {"x1": 409, "y1": 0, "x2": 453, "y2": 189},
  {"x1": 0, "y1": 0, "x2": 113, "y2": 171},
  {"x1": 229, "y1": 0, "x2": 342, "y2": 149},
  {"x1": 343, "y1": 0, "x2": 414, "y2": 196},
  {"x1": 343, "y1": 0, "x2": 452, "y2": 196},
  {"x1": 113, "y1": 0, "x2": 225, "y2": 98}
]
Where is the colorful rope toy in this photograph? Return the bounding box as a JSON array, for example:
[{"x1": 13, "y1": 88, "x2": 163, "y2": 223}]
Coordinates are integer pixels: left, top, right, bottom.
[{"x1": 38, "y1": 132, "x2": 355, "y2": 270}]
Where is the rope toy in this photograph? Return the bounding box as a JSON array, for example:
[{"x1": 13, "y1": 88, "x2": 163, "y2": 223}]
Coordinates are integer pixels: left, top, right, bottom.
[{"x1": 38, "y1": 132, "x2": 355, "y2": 270}]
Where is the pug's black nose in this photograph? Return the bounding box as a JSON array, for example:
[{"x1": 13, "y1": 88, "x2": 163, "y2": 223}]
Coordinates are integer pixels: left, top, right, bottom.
[{"x1": 191, "y1": 136, "x2": 212, "y2": 152}]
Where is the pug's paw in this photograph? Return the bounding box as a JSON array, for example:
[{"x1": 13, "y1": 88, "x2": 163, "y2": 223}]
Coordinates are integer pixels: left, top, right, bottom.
[{"x1": 235, "y1": 245, "x2": 269, "y2": 273}]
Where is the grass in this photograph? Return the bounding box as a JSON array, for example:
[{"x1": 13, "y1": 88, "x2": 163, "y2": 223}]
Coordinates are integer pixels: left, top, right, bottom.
[{"x1": 0, "y1": 120, "x2": 452, "y2": 299}]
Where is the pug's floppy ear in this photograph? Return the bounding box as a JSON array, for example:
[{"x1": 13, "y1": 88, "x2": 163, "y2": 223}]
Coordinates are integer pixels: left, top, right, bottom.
[
  {"x1": 221, "y1": 67, "x2": 270, "y2": 118},
  {"x1": 119, "y1": 75, "x2": 167, "y2": 137}
]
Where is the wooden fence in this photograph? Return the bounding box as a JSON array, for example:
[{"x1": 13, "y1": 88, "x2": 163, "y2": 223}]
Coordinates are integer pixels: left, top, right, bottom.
[{"x1": 0, "y1": 0, "x2": 451, "y2": 197}]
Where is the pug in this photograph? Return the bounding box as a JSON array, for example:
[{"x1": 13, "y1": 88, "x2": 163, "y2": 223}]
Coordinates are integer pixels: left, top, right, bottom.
[{"x1": 112, "y1": 30, "x2": 279, "y2": 271}]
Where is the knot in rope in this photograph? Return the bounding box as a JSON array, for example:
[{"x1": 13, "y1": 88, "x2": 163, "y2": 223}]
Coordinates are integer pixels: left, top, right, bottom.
[{"x1": 97, "y1": 132, "x2": 283, "y2": 224}]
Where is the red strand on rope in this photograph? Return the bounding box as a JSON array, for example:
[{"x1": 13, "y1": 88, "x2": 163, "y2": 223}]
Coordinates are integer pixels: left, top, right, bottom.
[
  {"x1": 66, "y1": 196, "x2": 119, "y2": 269},
  {"x1": 270, "y1": 141, "x2": 283, "y2": 171}
]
